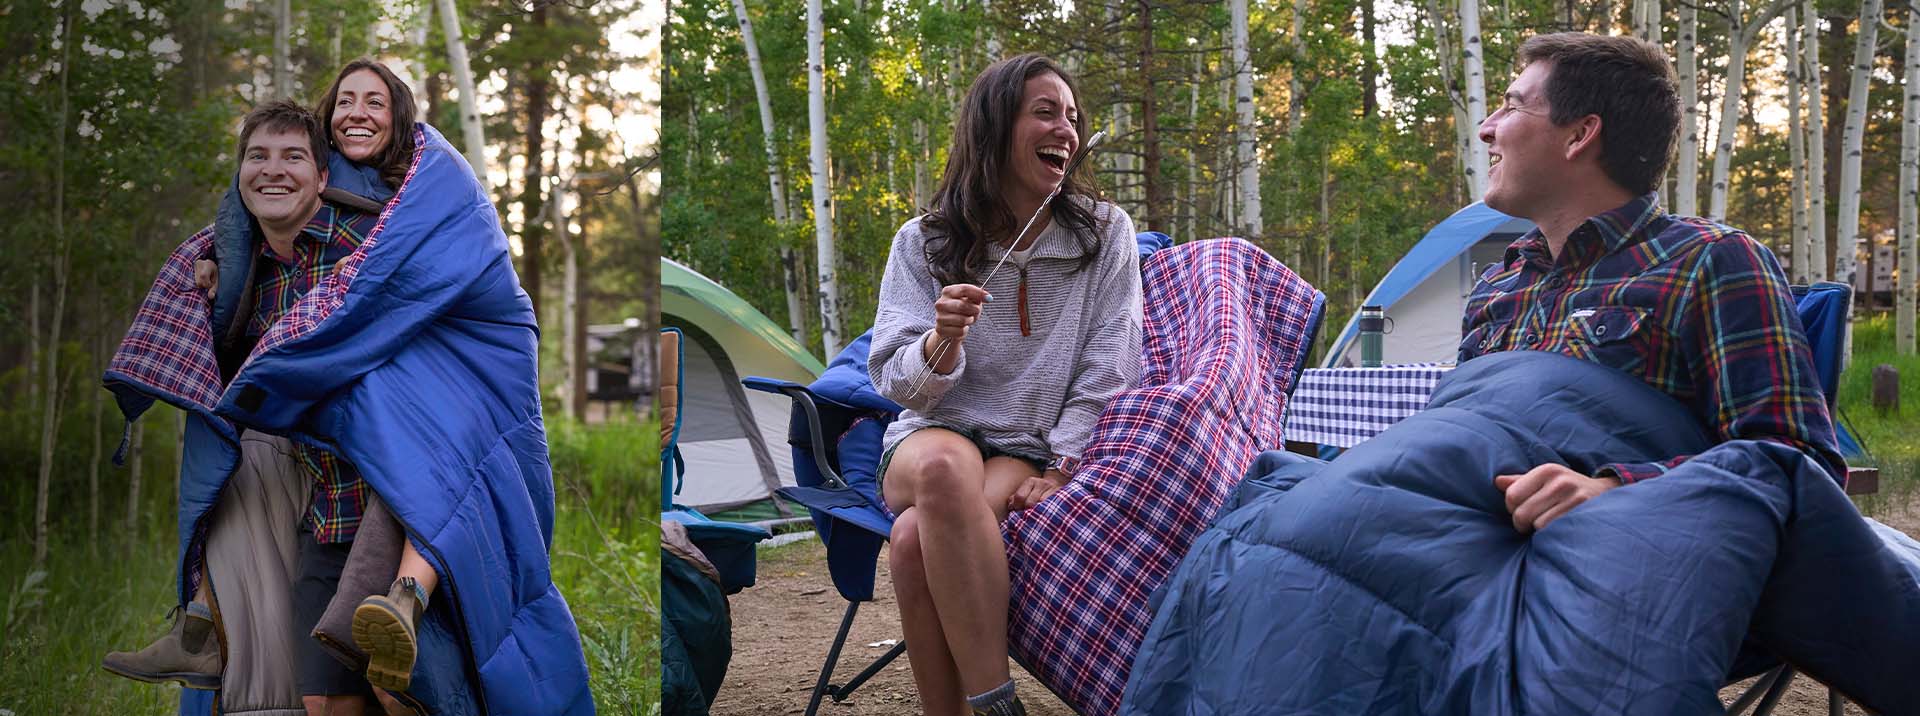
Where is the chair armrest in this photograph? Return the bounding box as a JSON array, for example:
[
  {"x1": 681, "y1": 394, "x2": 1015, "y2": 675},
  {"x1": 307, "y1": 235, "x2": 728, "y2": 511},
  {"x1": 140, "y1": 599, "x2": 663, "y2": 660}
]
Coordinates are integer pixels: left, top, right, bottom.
[{"x1": 743, "y1": 376, "x2": 849, "y2": 490}]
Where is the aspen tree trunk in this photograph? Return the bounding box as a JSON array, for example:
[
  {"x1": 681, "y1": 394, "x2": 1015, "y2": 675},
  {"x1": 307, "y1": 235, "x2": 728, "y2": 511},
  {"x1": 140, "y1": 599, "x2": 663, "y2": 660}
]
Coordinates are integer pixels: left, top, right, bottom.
[
  {"x1": 1806, "y1": 4, "x2": 1830, "y2": 279},
  {"x1": 1899, "y1": 0, "x2": 1918, "y2": 353},
  {"x1": 438, "y1": 0, "x2": 488, "y2": 181},
  {"x1": 1709, "y1": 0, "x2": 1798, "y2": 221},
  {"x1": 125, "y1": 420, "x2": 145, "y2": 554},
  {"x1": 274, "y1": 0, "x2": 291, "y2": 99},
  {"x1": 1291, "y1": 0, "x2": 1306, "y2": 134},
  {"x1": 34, "y1": 5, "x2": 74, "y2": 569},
  {"x1": 1426, "y1": 0, "x2": 1473, "y2": 202},
  {"x1": 731, "y1": 0, "x2": 805, "y2": 343},
  {"x1": 1790, "y1": 6, "x2": 1814, "y2": 284},
  {"x1": 1836, "y1": 0, "x2": 1882, "y2": 292},
  {"x1": 1678, "y1": 3, "x2": 1701, "y2": 216},
  {"x1": 808, "y1": 0, "x2": 843, "y2": 357},
  {"x1": 410, "y1": 1, "x2": 432, "y2": 109},
  {"x1": 1232, "y1": 0, "x2": 1261, "y2": 238},
  {"x1": 1461, "y1": 0, "x2": 1491, "y2": 198},
  {"x1": 89, "y1": 317, "x2": 104, "y2": 556}
]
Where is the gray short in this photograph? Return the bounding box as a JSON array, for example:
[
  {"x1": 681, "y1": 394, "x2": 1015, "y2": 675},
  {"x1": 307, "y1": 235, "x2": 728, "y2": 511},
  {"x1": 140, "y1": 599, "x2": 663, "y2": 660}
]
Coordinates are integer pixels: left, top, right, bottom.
[{"x1": 876, "y1": 426, "x2": 1047, "y2": 507}]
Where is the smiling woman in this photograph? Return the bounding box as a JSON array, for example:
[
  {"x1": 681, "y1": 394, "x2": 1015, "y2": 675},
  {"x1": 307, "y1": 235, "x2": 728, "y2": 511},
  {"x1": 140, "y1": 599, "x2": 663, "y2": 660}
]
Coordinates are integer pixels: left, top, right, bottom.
[{"x1": 319, "y1": 59, "x2": 419, "y2": 190}]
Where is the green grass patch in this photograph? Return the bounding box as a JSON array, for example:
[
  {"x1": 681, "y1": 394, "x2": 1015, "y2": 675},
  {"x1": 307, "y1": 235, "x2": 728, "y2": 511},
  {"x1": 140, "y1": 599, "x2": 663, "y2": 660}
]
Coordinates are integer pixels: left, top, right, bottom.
[
  {"x1": 1836, "y1": 314, "x2": 1920, "y2": 515},
  {"x1": 0, "y1": 528, "x2": 186, "y2": 714},
  {"x1": 549, "y1": 414, "x2": 662, "y2": 714},
  {"x1": 0, "y1": 414, "x2": 662, "y2": 715}
]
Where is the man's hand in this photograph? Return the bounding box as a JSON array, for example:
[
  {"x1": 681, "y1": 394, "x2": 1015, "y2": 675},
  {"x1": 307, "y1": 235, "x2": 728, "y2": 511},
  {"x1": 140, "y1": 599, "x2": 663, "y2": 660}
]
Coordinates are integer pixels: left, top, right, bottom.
[
  {"x1": 1006, "y1": 469, "x2": 1069, "y2": 512},
  {"x1": 1493, "y1": 463, "x2": 1620, "y2": 534},
  {"x1": 192, "y1": 259, "x2": 218, "y2": 299}
]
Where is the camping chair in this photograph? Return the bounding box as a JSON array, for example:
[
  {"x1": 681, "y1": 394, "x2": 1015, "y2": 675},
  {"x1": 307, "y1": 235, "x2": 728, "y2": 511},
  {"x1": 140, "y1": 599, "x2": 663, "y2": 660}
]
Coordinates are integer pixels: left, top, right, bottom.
[
  {"x1": 742, "y1": 330, "x2": 903, "y2": 716},
  {"x1": 746, "y1": 235, "x2": 1327, "y2": 715},
  {"x1": 661, "y1": 327, "x2": 774, "y2": 594},
  {"x1": 1723, "y1": 281, "x2": 1875, "y2": 716}
]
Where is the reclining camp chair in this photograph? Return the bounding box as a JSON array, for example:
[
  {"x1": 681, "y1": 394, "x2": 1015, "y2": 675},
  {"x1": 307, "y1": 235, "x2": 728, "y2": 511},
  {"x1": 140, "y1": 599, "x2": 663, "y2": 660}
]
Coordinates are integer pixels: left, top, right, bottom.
[
  {"x1": 746, "y1": 236, "x2": 1328, "y2": 715},
  {"x1": 1724, "y1": 281, "x2": 1878, "y2": 716},
  {"x1": 661, "y1": 327, "x2": 772, "y2": 715}
]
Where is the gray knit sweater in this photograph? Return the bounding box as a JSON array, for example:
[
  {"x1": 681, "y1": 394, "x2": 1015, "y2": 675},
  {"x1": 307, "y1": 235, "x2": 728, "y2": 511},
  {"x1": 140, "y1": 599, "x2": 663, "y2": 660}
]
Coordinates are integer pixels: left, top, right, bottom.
[{"x1": 869, "y1": 199, "x2": 1143, "y2": 462}]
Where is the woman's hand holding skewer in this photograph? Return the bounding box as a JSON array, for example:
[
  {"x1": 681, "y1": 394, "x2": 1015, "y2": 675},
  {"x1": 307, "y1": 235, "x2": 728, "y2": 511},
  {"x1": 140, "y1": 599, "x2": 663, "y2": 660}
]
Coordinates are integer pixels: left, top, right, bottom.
[{"x1": 923, "y1": 283, "x2": 990, "y2": 375}]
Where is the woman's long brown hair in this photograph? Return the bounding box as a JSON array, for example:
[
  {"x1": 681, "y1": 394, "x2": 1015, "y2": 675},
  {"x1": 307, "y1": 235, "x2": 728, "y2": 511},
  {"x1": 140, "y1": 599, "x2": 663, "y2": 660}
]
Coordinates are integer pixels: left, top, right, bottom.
[
  {"x1": 923, "y1": 53, "x2": 1105, "y2": 287},
  {"x1": 317, "y1": 58, "x2": 418, "y2": 189}
]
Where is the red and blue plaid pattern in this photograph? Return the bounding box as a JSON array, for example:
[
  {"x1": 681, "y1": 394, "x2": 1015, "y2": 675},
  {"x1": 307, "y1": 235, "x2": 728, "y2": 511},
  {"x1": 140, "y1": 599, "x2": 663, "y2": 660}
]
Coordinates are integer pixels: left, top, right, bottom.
[
  {"x1": 108, "y1": 228, "x2": 227, "y2": 411},
  {"x1": 1001, "y1": 237, "x2": 1322, "y2": 715},
  {"x1": 1461, "y1": 193, "x2": 1845, "y2": 484},
  {"x1": 249, "y1": 202, "x2": 381, "y2": 543}
]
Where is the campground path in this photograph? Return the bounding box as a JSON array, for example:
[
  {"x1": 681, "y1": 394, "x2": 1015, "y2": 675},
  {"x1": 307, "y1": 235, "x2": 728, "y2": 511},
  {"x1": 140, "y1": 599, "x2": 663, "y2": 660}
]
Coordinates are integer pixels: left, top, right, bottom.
[{"x1": 713, "y1": 482, "x2": 1920, "y2": 716}]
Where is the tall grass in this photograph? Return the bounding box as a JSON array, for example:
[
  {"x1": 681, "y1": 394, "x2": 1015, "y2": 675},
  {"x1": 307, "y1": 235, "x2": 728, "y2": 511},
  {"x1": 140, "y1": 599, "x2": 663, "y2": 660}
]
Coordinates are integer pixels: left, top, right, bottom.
[
  {"x1": 0, "y1": 413, "x2": 661, "y2": 715},
  {"x1": 549, "y1": 414, "x2": 662, "y2": 715}
]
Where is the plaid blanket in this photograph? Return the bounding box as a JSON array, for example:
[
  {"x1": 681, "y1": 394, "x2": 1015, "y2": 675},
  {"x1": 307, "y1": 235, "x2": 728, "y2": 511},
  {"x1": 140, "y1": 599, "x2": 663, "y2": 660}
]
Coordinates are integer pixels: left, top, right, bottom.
[{"x1": 1002, "y1": 236, "x2": 1323, "y2": 715}]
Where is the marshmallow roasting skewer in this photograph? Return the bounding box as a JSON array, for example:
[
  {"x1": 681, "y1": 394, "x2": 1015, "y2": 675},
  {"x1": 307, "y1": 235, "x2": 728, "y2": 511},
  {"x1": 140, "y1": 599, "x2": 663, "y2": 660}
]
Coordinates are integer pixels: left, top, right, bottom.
[{"x1": 907, "y1": 129, "x2": 1109, "y2": 401}]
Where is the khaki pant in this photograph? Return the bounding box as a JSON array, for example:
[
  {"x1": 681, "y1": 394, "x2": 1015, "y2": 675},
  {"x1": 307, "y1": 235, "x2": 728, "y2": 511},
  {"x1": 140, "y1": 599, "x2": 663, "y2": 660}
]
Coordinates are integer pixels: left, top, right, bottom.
[{"x1": 206, "y1": 431, "x2": 308, "y2": 716}]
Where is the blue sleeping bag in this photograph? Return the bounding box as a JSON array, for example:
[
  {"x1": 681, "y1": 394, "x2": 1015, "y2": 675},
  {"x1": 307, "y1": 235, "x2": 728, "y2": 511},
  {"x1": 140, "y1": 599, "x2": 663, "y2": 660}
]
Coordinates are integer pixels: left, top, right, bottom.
[
  {"x1": 108, "y1": 124, "x2": 593, "y2": 715},
  {"x1": 1122, "y1": 350, "x2": 1920, "y2": 715}
]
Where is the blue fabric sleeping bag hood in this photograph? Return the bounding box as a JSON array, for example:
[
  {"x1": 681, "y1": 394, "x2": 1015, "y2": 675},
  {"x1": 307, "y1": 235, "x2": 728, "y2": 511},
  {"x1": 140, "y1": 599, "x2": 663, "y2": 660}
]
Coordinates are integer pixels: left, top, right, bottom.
[{"x1": 107, "y1": 123, "x2": 593, "y2": 715}]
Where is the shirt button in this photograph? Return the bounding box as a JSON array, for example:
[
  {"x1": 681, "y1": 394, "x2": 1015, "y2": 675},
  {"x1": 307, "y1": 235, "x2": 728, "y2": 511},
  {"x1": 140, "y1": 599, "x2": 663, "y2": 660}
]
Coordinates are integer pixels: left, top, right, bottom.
[
  {"x1": 1526, "y1": 332, "x2": 1540, "y2": 345},
  {"x1": 1546, "y1": 276, "x2": 1564, "y2": 289}
]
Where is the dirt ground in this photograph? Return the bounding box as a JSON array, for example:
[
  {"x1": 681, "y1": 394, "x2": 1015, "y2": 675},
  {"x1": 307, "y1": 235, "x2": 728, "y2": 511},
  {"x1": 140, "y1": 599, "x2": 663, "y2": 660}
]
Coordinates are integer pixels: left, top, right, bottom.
[{"x1": 710, "y1": 486, "x2": 1920, "y2": 716}]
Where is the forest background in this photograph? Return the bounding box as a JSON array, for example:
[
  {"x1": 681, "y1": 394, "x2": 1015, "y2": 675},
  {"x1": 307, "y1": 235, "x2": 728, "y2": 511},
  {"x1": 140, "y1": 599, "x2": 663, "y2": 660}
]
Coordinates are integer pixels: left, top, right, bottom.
[
  {"x1": 0, "y1": 0, "x2": 666, "y2": 712},
  {"x1": 665, "y1": 0, "x2": 1920, "y2": 364}
]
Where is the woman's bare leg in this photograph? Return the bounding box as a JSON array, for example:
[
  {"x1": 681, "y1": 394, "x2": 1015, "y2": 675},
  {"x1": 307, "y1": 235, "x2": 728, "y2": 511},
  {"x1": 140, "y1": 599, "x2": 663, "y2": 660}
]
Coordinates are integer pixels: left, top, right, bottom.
[
  {"x1": 882, "y1": 429, "x2": 1012, "y2": 699},
  {"x1": 890, "y1": 507, "x2": 966, "y2": 716},
  {"x1": 395, "y1": 542, "x2": 437, "y2": 596}
]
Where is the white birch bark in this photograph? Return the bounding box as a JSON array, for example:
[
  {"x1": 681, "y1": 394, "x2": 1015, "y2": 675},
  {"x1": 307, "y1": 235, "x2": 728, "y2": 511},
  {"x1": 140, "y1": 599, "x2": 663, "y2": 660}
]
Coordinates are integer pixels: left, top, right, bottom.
[
  {"x1": 1426, "y1": 0, "x2": 1473, "y2": 203},
  {"x1": 124, "y1": 420, "x2": 144, "y2": 541},
  {"x1": 1806, "y1": 4, "x2": 1830, "y2": 279},
  {"x1": 808, "y1": 0, "x2": 842, "y2": 358},
  {"x1": 1678, "y1": 3, "x2": 1701, "y2": 215},
  {"x1": 730, "y1": 0, "x2": 807, "y2": 343},
  {"x1": 1232, "y1": 0, "x2": 1261, "y2": 238},
  {"x1": 1899, "y1": 0, "x2": 1918, "y2": 353},
  {"x1": 1709, "y1": 0, "x2": 1798, "y2": 221},
  {"x1": 273, "y1": 0, "x2": 291, "y2": 99},
  {"x1": 410, "y1": 0, "x2": 432, "y2": 111},
  {"x1": 1291, "y1": 0, "x2": 1306, "y2": 134},
  {"x1": 34, "y1": 6, "x2": 74, "y2": 568},
  {"x1": 438, "y1": 0, "x2": 488, "y2": 182},
  {"x1": 1837, "y1": 0, "x2": 1882, "y2": 290},
  {"x1": 1461, "y1": 0, "x2": 1491, "y2": 198},
  {"x1": 1789, "y1": 6, "x2": 1813, "y2": 284}
]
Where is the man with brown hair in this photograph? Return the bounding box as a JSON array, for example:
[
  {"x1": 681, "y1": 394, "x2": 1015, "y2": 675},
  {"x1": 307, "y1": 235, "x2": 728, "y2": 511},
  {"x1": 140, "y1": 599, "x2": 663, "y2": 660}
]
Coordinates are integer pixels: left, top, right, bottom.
[
  {"x1": 103, "y1": 99, "x2": 386, "y2": 716},
  {"x1": 1464, "y1": 32, "x2": 1845, "y2": 532}
]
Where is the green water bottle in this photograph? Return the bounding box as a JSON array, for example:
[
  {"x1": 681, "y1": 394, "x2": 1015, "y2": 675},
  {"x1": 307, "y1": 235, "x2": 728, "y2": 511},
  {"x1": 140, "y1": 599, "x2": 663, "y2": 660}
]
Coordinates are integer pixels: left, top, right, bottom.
[{"x1": 1360, "y1": 305, "x2": 1385, "y2": 368}]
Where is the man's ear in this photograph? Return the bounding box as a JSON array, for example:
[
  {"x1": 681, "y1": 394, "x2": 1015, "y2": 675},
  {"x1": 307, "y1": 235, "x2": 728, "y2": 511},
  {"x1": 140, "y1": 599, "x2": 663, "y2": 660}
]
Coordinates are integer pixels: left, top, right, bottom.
[{"x1": 1564, "y1": 114, "x2": 1603, "y2": 162}]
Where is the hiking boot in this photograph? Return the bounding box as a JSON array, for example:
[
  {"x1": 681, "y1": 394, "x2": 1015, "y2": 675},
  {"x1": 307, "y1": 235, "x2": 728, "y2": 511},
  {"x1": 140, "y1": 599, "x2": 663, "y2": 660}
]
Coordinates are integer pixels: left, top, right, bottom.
[
  {"x1": 102, "y1": 603, "x2": 222, "y2": 690},
  {"x1": 313, "y1": 497, "x2": 404, "y2": 672},
  {"x1": 354, "y1": 576, "x2": 425, "y2": 692}
]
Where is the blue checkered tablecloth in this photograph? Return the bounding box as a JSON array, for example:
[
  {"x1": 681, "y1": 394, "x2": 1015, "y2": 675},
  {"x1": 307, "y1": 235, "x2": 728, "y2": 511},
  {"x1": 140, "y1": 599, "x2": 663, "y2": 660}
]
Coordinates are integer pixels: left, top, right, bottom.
[{"x1": 1283, "y1": 363, "x2": 1454, "y2": 448}]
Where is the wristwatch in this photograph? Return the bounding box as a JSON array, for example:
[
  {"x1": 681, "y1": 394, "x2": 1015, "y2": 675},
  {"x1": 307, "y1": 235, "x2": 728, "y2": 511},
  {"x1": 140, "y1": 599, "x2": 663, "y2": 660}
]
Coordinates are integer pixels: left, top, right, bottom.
[{"x1": 1045, "y1": 455, "x2": 1080, "y2": 479}]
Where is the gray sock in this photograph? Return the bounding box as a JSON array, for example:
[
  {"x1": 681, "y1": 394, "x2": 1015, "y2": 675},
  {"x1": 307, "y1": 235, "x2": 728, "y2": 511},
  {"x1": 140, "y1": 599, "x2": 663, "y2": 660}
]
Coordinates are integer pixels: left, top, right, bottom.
[
  {"x1": 966, "y1": 680, "x2": 1024, "y2": 716},
  {"x1": 182, "y1": 602, "x2": 215, "y2": 652}
]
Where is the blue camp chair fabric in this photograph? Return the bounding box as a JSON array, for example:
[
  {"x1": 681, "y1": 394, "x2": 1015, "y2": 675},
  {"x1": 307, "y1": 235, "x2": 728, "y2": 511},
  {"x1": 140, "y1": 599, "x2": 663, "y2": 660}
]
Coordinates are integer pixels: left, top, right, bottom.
[{"x1": 1792, "y1": 282, "x2": 1865, "y2": 458}]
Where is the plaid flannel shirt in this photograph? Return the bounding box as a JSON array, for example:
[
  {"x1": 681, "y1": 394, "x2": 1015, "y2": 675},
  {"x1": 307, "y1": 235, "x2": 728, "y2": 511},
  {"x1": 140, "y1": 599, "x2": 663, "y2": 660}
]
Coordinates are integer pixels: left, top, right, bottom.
[
  {"x1": 251, "y1": 201, "x2": 379, "y2": 542},
  {"x1": 1459, "y1": 193, "x2": 1845, "y2": 485}
]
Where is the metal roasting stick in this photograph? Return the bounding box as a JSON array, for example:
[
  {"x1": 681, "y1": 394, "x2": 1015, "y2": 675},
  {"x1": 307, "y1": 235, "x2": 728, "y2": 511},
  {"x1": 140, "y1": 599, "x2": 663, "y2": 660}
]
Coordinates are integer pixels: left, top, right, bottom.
[{"x1": 908, "y1": 130, "x2": 1109, "y2": 400}]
